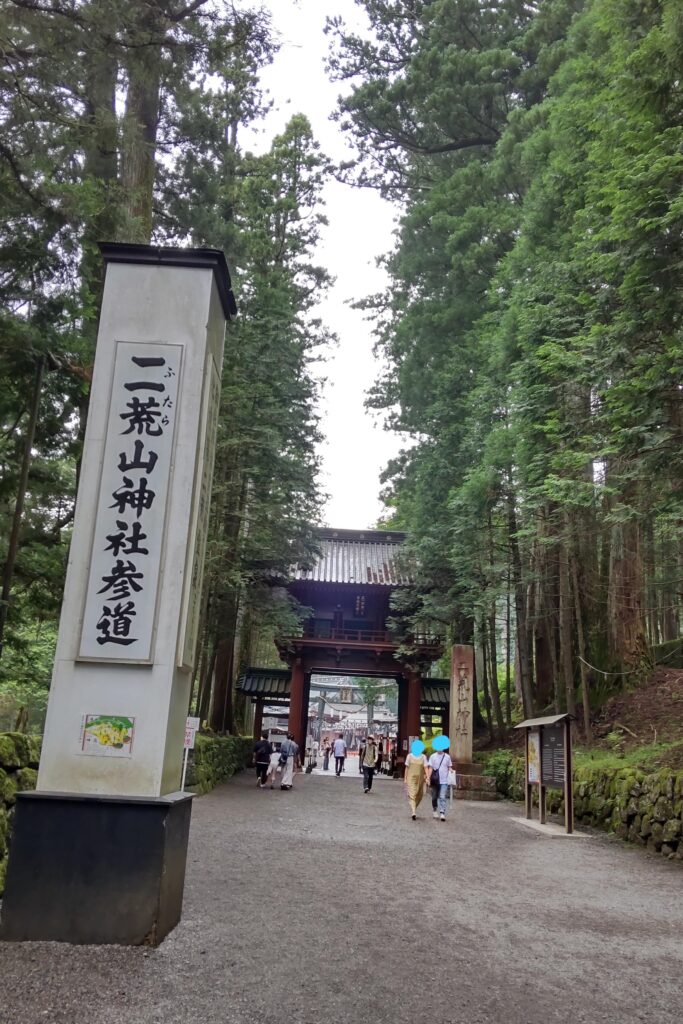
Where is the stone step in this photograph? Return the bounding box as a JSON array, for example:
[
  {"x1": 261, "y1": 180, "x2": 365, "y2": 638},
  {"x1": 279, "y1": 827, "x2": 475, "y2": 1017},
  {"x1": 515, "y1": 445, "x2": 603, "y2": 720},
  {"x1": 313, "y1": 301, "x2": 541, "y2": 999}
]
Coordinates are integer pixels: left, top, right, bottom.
[{"x1": 453, "y1": 789, "x2": 499, "y2": 801}]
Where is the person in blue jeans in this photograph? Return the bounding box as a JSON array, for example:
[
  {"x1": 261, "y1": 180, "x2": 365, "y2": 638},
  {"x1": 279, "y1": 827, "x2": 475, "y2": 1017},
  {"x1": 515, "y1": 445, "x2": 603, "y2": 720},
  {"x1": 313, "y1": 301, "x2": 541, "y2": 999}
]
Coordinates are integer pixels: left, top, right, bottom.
[{"x1": 428, "y1": 748, "x2": 453, "y2": 821}]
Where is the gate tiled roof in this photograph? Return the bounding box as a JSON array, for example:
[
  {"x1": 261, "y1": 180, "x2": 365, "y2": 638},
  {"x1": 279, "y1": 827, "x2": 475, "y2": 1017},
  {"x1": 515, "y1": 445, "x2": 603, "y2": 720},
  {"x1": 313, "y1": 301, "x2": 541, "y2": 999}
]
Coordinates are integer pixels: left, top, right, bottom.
[
  {"x1": 293, "y1": 528, "x2": 412, "y2": 586},
  {"x1": 237, "y1": 668, "x2": 291, "y2": 698},
  {"x1": 238, "y1": 668, "x2": 450, "y2": 707}
]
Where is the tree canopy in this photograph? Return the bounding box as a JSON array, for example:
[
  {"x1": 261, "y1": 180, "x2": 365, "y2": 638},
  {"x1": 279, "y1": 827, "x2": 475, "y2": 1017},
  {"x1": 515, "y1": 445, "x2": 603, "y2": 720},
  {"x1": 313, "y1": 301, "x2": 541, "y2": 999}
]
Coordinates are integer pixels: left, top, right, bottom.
[
  {"x1": 330, "y1": 0, "x2": 683, "y2": 736},
  {"x1": 0, "y1": 1, "x2": 329, "y2": 731}
]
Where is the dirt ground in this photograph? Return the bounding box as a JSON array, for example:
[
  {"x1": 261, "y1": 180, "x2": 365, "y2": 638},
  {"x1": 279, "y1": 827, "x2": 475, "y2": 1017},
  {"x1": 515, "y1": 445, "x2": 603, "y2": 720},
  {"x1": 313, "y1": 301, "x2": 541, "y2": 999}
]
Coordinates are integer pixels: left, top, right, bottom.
[
  {"x1": 1, "y1": 769, "x2": 682, "y2": 1024},
  {"x1": 592, "y1": 666, "x2": 683, "y2": 758}
]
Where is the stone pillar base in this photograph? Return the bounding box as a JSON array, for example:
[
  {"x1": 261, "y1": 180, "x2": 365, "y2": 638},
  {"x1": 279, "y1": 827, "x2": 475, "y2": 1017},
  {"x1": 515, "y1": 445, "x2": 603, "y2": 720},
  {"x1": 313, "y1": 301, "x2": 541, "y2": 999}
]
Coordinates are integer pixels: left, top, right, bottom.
[
  {"x1": 0, "y1": 790, "x2": 193, "y2": 946},
  {"x1": 453, "y1": 764, "x2": 498, "y2": 801}
]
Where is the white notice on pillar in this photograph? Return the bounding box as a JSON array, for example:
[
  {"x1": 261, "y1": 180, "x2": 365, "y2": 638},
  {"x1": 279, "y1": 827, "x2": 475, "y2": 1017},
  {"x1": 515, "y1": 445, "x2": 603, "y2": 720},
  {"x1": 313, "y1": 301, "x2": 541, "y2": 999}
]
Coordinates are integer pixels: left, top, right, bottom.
[{"x1": 79, "y1": 342, "x2": 182, "y2": 663}]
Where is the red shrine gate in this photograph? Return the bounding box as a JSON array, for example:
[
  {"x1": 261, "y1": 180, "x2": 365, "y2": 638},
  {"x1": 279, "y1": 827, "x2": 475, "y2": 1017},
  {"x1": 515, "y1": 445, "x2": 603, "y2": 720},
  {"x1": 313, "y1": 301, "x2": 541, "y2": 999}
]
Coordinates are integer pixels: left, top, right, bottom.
[{"x1": 260, "y1": 529, "x2": 445, "y2": 756}]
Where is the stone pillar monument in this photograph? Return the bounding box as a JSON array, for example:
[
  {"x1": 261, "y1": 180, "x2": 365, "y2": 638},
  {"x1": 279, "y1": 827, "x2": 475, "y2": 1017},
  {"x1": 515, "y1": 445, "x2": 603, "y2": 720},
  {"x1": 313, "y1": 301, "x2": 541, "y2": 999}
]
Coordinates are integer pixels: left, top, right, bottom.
[
  {"x1": 0, "y1": 244, "x2": 235, "y2": 945},
  {"x1": 450, "y1": 644, "x2": 474, "y2": 766},
  {"x1": 449, "y1": 643, "x2": 497, "y2": 801}
]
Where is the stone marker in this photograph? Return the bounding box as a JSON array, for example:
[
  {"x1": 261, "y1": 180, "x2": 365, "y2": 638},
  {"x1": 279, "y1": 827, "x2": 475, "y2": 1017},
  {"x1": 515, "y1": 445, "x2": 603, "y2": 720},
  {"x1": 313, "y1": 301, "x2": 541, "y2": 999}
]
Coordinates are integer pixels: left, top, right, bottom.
[
  {"x1": 449, "y1": 643, "x2": 498, "y2": 801},
  {"x1": 450, "y1": 644, "x2": 474, "y2": 765},
  {"x1": 0, "y1": 244, "x2": 235, "y2": 945}
]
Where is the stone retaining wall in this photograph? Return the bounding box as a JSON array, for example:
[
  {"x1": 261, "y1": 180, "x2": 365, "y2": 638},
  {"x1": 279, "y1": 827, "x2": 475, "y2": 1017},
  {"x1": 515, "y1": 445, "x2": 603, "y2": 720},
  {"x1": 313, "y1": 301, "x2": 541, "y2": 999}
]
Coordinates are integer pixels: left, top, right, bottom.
[
  {"x1": 483, "y1": 750, "x2": 683, "y2": 860},
  {"x1": 0, "y1": 733, "x2": 40, "y2": 895}
]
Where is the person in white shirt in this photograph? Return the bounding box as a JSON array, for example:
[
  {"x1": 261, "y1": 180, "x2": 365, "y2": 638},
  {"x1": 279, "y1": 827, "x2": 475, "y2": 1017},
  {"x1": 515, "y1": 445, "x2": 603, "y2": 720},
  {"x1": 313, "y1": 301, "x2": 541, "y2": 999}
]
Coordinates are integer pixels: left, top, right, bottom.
[
  {"x1": 333, "y1": 733, "x2": 347, "y2": 776},
  {"x1": 266, "y1": 747, "x2": 281, "y2": 789},
  {"x1": 428, "y1": 745, "x2": 453, "y2": 821}
]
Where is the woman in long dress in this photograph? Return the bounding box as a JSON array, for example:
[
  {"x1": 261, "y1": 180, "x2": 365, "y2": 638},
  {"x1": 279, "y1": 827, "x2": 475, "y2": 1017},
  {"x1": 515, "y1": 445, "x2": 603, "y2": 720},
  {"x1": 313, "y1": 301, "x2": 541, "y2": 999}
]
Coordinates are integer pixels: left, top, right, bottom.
[{"x1": 404, "y1": 743, "x2": 429, "y2": 820}]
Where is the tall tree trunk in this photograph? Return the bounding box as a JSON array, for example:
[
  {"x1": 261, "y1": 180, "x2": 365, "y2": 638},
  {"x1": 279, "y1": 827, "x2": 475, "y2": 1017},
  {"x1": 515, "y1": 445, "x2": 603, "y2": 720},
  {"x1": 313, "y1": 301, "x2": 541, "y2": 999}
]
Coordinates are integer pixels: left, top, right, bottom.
[
  {"x1": 570, "y1": 539, "x2": 592, "y2": 741},
  {"x1": 507, "y1": 483, "x2": 534, "y2": 717},
  {"x1": 488, "y1": 602, "x2": 505, "y2": 739},
  {"x1": 559, "y1": 540, "x2": 577, "y2": 718},
  {"x1": 120, "y1": 8, "x2": 164, "y2": 242},
  {"x1": 197, "y1": 641, "x2": 217, "y2": 723},
  {"x1": 479, "y1": 623, "x2": 494, "y2": 743},
  {"x1": 210, "y1": 592, "x2": 239, "y2": 733},
  {"x1": 643, "y1": 516, "x2": 658, "y2": 646},
  {"x1": 660, "y1": 529, "x2": 678, "y2": 642},
  {"x1": 0, "y1": 358, "x2": 45, "y2": 659},
  {"x1": 486, "y1": 511, "x2": 505, "y2": 737},
  {"x1": 81, "y1": 9, "x2": 119, "y2": 318},
  {"x1": 607, "y1": 502, "x2": 649, "y2": 676},
  {"x1": 505, "y1": 567, "x2": 512, "y2": 727}
]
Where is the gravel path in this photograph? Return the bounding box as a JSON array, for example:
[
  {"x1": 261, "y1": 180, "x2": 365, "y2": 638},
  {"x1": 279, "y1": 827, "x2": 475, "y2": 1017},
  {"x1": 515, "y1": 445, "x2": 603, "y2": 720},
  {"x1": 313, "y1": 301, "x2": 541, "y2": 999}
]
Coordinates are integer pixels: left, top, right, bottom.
[{"x1": 1, "y1": 770, "x2": 681, "y2": 1024}]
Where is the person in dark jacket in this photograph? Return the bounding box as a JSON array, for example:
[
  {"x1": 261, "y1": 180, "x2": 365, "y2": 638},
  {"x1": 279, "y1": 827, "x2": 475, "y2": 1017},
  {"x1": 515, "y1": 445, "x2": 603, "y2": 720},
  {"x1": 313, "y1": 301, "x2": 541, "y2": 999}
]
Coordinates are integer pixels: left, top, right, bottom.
[{"x1": 253, "y1": 732, "x2": 272, "y2": 788}]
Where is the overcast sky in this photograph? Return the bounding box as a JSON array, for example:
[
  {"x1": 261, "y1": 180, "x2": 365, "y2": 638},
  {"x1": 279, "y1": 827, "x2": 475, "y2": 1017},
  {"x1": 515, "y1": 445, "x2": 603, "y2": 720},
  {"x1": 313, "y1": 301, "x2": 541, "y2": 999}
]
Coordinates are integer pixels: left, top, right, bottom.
[{"x1": 246, "y1": 0, "x2": 404, "y2": 530}]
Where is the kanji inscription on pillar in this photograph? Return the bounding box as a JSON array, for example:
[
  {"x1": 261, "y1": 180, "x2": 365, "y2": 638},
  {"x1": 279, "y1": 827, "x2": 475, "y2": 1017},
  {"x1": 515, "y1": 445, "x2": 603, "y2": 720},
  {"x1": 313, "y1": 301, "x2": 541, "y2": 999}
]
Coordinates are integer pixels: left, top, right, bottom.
[
  {"x1": 78, "y1": 342, "x2": 182, "y2": 662},
  {"x1": 450, "y1": 644, "x2": 474, "y2": 763}
]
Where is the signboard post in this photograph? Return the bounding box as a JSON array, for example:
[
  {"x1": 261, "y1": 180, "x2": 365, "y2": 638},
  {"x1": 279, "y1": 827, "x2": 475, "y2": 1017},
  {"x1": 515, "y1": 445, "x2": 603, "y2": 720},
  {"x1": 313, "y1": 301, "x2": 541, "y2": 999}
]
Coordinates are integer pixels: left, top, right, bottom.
[
  {"x1": 181, "y1": 717, "x2": 200, "y2": 792},
  {"x1": 517, "y1": 714, "x2": 574, "y2": 834},
  {"x1": 0, "y1": 244, "x2": 235, "y2": 946}
]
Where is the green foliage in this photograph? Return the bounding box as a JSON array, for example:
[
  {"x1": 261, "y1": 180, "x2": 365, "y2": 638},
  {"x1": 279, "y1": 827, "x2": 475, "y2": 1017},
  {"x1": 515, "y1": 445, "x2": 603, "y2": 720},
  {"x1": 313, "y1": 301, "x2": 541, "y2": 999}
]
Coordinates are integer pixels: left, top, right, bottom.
[
  {"x1": 188, "y1": 734, "x2": 252, "y2": 795},
  {"x1": 333, "y1": 0, "x2": 683, "y2": 719},
  {"x1": 0, "y1": 4, "x2": 329, "y2": 732}
]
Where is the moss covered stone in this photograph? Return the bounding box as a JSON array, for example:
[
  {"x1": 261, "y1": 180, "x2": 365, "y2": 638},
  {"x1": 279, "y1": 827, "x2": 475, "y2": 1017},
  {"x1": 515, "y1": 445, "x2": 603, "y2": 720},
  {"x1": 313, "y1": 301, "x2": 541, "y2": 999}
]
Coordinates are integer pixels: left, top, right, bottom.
[
  {"x1": 653, "y1": 797, "x2": 674, "y2": 822},
  {"x1": 15, "y1": 767, "x2": 37, "y2": 792},
  {"x1": 662, "y1": 818, "x2": 681, "y2": 843},
  {"x1": 0, "y1": 805, "x2": 8, "y2": 856},
  {"x1": 0, "y1": 736, "x2": 18, "y2": 768},
  {"x1": 0, "y1": 769, "x2": 18, "y2": 806},
  {"x1": 27, "y1": 735, "x2": 41, "y2": 768}
]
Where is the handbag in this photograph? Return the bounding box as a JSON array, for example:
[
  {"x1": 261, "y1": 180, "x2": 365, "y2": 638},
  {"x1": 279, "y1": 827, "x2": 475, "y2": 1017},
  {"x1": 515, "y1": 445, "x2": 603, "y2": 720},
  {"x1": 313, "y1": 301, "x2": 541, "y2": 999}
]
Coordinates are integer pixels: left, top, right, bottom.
[{"x1": 430, "y1": 755, "x2": 446, "y2": 788}]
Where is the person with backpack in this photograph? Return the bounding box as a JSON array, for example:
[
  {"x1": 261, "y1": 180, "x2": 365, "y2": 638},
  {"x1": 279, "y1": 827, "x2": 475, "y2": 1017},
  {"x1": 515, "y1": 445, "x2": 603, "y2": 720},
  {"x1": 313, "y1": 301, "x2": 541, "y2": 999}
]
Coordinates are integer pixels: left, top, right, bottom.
[
  {"x1": 279, "y1": 732, "x2": 300, "y2": 790},
  {"x1": 428, "y1": 742, "x2": 453, "y2": 822},
  {"x1": 361, "y1": 734, "x2": 379, "y2": 793}
]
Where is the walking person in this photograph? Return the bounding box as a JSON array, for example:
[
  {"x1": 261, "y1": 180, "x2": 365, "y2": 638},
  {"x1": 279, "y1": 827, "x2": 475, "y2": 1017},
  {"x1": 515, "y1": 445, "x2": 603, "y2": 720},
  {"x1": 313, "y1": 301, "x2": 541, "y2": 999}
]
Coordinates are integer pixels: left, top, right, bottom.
[
  {"x1": 279, "y1": 732, "x2": 300, "y2": 790},
  {"x1": 253, "y1": 731, "x2": 272, "y2": 789},
  {"x1": 429, "y1": 741, "x2": 453, "y2": 822},
  {"x1": 322, "y1": 739, "x2": 331, "y2": 771},
  {"x1": 333, "y1": 732, "x2": 347, "y2": 776},
  {"x1": 404, "y1": 741, "x2": 429, "y2": 820},
  {"x1": 361, "y1": 734, "x2": 379, "y2": 793},
  {"x1": 266, "y1": 746, "x2": 281, "y2": 789}
]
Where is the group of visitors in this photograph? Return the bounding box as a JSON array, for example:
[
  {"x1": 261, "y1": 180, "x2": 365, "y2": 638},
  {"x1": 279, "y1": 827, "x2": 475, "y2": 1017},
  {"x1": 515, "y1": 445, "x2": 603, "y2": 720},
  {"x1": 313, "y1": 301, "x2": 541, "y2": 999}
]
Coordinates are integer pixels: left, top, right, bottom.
[
  {"x1": 404, "y1": 741, "x2": 454, "y2": 821},
  {"x1": 252, "y1": 732, "x2": 300, "y2": 791},
  {"x1": 253, "y1": 729, "x2": 454, "y2": 819}
]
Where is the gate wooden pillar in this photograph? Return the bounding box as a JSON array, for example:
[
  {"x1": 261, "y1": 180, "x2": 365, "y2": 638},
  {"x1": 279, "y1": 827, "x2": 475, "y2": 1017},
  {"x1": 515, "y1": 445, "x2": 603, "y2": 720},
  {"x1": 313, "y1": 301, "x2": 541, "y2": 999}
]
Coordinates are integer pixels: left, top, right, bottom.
[
  {"x1": 287, "y1": 658, "x2": 306, "y2": 751},
  {"x1": 252, "y1": 700, "x2": 264, "y2": 741},
  {"x1": 300, "y1": 673, "x2": 312, "y2": 753},
  {"x1": 405, "y1": 669, "x2": 422, "y2": 745},
  {"x1": 397, "y1": 678, "x2": 408, "y2": 756}
]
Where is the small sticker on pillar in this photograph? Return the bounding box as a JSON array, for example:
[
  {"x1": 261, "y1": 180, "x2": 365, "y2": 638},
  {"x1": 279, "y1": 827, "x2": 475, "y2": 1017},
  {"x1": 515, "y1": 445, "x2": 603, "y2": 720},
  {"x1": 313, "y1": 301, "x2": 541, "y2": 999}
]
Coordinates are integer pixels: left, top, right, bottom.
[{"x1": 79, "y1": 714, "x2": 135, "y2": 757}]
